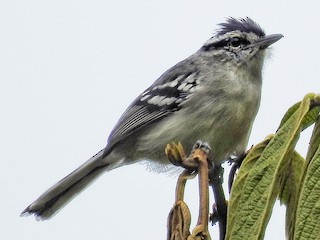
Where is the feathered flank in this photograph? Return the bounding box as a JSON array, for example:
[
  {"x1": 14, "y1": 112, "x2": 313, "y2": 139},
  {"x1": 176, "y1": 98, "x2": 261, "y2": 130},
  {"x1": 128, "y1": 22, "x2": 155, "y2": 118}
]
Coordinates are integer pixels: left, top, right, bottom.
[{"x1": 217, "y1": 17, "x2": 265, "y2": 37}]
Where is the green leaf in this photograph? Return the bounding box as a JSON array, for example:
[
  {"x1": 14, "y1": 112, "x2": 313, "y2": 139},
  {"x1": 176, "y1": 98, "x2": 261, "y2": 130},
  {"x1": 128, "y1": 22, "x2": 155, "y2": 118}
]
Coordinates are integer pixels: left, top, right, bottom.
[
  {"x1": 294, "y1": 118, "x2": 320, "y2": 240},
  {"x1": 226, "y1": 94, "x2": 317, "y2": 240},
  {"x1": 226, "y1": 136, "x2": 272, "y2": 238},
  {"x1": 306, "y1": 115, "x2": 320, "y2": 162},
  {"x1": 278, "y1": 102, "x2": 301, "y2": 130},
  {"x1": 278, "y1": 93, "x2": 319, "y2": 132},
  {"x1": 294, "y1": 145, "x2": 320, "y2": 240},
  {"x1": 278, "y1": 151, "x2": 304, "y2": 240}
]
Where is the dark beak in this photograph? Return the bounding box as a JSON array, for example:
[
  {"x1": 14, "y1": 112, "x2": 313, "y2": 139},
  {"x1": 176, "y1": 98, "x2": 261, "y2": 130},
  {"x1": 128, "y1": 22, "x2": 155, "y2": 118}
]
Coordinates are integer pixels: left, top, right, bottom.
[{"x1": 244, "y1": 34, "x2": 283, "y2": 49}]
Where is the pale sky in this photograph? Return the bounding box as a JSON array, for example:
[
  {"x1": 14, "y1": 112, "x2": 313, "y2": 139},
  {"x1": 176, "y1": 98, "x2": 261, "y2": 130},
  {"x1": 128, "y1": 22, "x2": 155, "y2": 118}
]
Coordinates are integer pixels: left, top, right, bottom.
[{"x1": 1, "y1": 1, "x2": 320, "y2": 239}]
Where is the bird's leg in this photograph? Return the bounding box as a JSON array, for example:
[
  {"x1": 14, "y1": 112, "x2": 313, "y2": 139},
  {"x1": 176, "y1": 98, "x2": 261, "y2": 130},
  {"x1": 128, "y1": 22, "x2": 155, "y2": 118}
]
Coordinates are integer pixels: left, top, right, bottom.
[
  {"x1": 209, "y1": 151, "x2": 248, "y2": 240},
  {"x1": 227, "y1": 152, "x2": 247, "y2": 193},
  {"x1": 209, "y1": 165, "x2": 227, "y2": 240}
]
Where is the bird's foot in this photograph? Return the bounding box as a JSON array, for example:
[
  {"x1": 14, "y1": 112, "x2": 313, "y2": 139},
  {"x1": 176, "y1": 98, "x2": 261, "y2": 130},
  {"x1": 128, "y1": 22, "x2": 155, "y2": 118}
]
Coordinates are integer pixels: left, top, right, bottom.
[
  {"x1": 165, "y1": 140, "x2": 212, "y2": 171},
  {"x1": 193, "y1": 140, "x2": 211, "y2": 155}
]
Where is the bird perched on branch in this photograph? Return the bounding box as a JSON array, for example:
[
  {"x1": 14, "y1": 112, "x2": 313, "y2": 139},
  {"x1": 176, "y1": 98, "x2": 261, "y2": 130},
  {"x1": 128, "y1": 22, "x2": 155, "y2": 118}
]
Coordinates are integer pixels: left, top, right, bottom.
[{"x1": 21, "y1": 17, "x2": 282, "y2": 220}]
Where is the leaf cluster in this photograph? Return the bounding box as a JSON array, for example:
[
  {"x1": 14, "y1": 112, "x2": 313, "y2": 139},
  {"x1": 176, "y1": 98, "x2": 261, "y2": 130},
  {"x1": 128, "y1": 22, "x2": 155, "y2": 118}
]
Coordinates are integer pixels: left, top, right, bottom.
[{"x1": 226, "y1": 93, "x2": 320, "y2": 240}]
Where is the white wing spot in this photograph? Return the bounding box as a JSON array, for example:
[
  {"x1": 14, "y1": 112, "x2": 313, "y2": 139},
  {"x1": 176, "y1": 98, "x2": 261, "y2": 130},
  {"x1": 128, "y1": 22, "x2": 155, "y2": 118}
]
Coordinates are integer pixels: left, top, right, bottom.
[
  {"x1": 141, "y1": 90, "x2": 150, "y2": 96},
  {"x1": 196, "y1": 78, "x2": 202, "y2": 85},
  {"x1": 148, "y1": 96, "x2": 164, "y2": 106},
  {"x1": 147, "y1": 96, "x2": 178, "y2": 107},
  {"x1": 175, "y1": 98, "x2": 183, "y2": 104},
  {"x1": 169, "y1": 79, "x2": 178, "y2": 88},
  {"x1": 186, "y1": 73, "x2": 197, "y2": 83},
  {"x1": 140, "y1": 94, "x2": 151, "y2": 101},
  {"x1": 161, "y1": 97, "x2": 177, "y2": 106},
  {"x1": 177, "y1": 82, "x2": 187, "y2": 91},
  {"x1": 189, "y1": 86, "x2": 196, "y2": 93},
  {"x1": 182, "y1": 84, "x2": 193, "y2": 92}
]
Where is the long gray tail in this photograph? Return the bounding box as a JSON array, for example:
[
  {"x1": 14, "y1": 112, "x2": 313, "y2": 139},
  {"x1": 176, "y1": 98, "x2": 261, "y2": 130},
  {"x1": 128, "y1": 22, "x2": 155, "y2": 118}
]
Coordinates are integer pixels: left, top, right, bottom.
[{"x1": 21, "y1": 148, "x2": 116, "y2": 220}]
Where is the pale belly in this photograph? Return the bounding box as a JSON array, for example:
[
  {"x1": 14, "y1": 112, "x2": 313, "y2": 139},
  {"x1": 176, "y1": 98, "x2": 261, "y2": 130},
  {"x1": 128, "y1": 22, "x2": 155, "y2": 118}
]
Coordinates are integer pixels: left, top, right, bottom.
[{"x1": 135, "y1": 95, "x2": 259, "y2": 165}]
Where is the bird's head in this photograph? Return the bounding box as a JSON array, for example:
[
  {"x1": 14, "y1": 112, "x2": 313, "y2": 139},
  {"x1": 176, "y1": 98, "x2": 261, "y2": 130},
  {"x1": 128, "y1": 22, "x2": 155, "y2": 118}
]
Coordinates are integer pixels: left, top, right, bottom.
[{"x1": 201, "y1": 17, "x2": 283, "y2": 71}]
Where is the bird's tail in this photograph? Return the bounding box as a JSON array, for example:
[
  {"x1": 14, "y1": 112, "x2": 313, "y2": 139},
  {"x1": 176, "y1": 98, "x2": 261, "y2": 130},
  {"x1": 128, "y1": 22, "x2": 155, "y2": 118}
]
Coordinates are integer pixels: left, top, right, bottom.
[{"x1": 21, "y1": 148, "x2": 118, "y2": 220}]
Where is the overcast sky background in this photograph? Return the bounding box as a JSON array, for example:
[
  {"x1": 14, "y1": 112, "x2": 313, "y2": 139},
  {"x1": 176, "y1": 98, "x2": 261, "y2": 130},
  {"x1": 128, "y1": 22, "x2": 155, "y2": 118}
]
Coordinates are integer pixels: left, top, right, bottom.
[{"x1": 1, "y1": 1, "x2": 320, "y2": 239}]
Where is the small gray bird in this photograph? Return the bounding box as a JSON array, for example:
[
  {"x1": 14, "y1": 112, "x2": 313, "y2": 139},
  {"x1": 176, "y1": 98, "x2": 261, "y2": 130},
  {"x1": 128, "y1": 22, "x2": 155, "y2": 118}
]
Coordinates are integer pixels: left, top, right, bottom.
[{"x1": 21, "y1": 17, "x2": 282, "y2": 220}]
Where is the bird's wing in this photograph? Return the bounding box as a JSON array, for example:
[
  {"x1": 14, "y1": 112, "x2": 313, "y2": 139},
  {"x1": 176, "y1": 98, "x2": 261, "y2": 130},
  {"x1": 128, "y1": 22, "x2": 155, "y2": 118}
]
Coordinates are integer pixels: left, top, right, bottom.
[{"x1": 107, "y1": 60, "x2": 200, "y2": 147}]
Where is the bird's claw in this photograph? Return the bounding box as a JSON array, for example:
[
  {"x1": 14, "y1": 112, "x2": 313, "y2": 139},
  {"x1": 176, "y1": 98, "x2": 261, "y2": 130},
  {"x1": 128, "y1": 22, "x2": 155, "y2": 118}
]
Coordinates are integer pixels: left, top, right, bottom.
[{"x1": 193, "y1": 140, "x2": 211, "y2": 155}]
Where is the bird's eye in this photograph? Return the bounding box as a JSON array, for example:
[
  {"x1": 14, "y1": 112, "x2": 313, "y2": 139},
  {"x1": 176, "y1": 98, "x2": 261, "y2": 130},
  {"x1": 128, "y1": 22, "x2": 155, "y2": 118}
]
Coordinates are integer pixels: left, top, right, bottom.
[
  {"x1": 202, "y1": 37, "x2": 249, "y2": 51},
  {"x1": 229, "y1": 37, "x2": 242, "y2": 48}
]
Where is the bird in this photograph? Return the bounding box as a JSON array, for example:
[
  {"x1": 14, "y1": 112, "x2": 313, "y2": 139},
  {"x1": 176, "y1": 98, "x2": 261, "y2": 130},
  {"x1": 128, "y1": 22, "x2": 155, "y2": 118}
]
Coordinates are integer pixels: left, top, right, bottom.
[{"x1": 21, "y1": 17, "x2": 283, "y2": 220}]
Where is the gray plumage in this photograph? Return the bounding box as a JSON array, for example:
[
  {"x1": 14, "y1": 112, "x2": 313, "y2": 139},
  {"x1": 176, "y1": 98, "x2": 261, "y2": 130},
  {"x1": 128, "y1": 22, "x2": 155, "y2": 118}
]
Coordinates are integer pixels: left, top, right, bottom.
[{"x1": 21, "y1": 17, "x2": 283, "y2": 220}]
